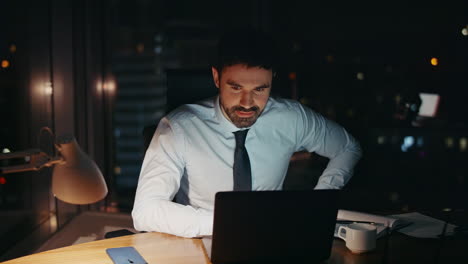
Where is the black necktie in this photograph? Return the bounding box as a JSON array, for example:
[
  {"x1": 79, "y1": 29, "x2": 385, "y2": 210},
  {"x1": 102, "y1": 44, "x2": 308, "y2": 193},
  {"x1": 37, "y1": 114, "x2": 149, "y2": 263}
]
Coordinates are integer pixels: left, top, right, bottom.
[{"x1": 233, "y1": 129, "x2": 252, "y2": 191}]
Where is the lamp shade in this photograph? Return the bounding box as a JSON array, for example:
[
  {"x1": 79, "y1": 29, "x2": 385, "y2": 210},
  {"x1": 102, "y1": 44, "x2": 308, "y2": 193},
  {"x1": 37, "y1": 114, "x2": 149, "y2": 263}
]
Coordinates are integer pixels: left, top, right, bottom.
[{"x1": 51, "y1": 136, "x2": 108, "y2": 204}]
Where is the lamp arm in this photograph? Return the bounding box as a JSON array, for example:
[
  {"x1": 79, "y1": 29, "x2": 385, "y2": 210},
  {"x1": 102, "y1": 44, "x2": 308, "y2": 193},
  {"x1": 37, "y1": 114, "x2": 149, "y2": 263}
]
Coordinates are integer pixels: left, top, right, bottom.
[
  {"x1": 0, "y1": 149, "x2": 42, "y2": 159},
  {"x1": 0, "y1": 150, "x2": 64, "y2": 174}
]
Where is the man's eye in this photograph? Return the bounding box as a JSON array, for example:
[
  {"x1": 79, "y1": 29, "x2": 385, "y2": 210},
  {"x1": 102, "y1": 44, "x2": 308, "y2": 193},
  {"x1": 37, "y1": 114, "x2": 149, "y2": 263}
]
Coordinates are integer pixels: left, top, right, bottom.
[
  {"x1": 231, "y1": 86, "x2": 241, "y2": 90},
  {"x1": 255, "y1": 87, "x2": 265, "y2": 92}
]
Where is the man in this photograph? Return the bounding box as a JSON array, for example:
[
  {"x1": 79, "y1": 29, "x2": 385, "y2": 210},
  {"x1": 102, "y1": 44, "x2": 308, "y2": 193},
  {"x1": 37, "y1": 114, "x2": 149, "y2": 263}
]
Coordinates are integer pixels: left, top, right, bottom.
[{"x1": 132, "y1": 30, "x2": 362, "y2": 238}]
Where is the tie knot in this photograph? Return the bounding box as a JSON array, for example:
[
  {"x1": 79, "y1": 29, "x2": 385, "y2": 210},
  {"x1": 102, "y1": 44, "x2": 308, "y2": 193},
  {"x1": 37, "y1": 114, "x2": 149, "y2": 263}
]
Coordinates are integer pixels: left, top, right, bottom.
[{"x1": 233, "y1": 129, "x2": 249, "y2": 146}]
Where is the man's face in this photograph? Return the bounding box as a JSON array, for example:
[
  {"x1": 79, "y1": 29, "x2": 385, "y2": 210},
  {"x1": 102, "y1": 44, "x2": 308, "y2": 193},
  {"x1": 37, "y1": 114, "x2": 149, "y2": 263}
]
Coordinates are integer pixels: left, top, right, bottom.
[{"x1": 212, "y1": 64, "x2": 272, "y2": 128}]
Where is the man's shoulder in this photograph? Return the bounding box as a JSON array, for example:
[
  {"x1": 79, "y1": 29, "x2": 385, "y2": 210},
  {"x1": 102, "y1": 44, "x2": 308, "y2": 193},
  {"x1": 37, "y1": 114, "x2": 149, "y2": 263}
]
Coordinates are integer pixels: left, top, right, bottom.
[
  {"x1": 165, "y1": 97, "x2": 216, "y2": 124},
  {"x1": 268, "y1": 97, "x2": 307, "y2": 114},
  {"x1": 265, "y1": 97, "x2": 322, "y2": 123}
]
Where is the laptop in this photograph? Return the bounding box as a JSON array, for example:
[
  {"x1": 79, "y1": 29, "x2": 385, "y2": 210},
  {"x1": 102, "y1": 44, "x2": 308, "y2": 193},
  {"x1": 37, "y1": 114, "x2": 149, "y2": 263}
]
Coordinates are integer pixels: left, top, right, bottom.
[{"x1": 202, "y1": 190, "x2": 339, "y2": 264}]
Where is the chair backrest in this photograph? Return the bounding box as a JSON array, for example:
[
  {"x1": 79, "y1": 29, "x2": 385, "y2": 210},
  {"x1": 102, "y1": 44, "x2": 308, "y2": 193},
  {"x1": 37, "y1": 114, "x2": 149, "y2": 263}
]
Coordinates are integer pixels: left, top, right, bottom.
[
  {"x1": 165, "y1": 68, "x2": 218, "y2": 113},
  {"x1": 143, "y1": 68, "x2": 218, "y2": 152},
  {"x1": 142, "y1": 125, "x2": 157, "y2": 152}
]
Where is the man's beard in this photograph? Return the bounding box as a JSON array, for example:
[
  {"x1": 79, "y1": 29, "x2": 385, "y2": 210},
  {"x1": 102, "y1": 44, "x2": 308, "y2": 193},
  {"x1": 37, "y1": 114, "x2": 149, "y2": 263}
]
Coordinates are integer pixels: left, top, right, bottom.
[{"x1": 222, "y1": 104, "x2": 261, "y2": 128}]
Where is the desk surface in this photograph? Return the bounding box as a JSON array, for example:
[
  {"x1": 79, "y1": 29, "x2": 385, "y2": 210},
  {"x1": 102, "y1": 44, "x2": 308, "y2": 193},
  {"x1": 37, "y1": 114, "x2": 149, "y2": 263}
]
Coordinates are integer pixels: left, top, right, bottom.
[
  {"x1": 3, "y1": 232, "x2": 208, "y2": 264},
  {"x1": 3, "y1": 231, "x2": 468, "y2": 264}
]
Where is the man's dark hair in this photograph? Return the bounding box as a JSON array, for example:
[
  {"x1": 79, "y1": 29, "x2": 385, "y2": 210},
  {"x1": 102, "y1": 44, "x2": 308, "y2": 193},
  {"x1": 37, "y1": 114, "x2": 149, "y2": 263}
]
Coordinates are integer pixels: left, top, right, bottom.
[{"x1": 215, "y1": 29, "x2": 277, "y2": 73}]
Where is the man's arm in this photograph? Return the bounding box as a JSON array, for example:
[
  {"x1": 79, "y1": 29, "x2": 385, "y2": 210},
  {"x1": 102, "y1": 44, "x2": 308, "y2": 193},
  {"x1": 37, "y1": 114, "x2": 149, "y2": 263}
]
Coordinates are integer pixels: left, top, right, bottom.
[
  {"x1": 296, "y1": 105, "x2": 362, "y2": 189},
  {"x1": 132, "y1": 118, "x2": 213, "y2": 238}
]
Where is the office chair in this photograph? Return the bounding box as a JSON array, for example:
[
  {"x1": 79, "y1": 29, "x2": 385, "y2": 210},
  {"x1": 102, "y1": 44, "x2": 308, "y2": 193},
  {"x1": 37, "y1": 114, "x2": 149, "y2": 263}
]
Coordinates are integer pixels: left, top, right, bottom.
[{"x1": 143, "y1": 68, "x2": 218, "y2": 152}]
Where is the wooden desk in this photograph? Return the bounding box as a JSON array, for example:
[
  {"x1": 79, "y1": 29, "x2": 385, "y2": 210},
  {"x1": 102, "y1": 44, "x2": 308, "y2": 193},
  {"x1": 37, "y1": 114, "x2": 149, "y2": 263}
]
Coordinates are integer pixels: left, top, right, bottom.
[
  {"x1": 2, "y1": 232, "x2": 209, "y2": 264},
  {"x1": 3, "y1": 231, "x2": 467, "y2": 264}
]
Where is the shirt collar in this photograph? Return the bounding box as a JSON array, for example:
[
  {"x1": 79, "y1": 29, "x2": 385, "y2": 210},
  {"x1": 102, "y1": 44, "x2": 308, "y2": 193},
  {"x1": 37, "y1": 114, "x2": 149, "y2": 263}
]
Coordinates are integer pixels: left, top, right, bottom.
[
  {"x1": 214, "y1": 96, "x2": 258, "y2": 139},
  {"x1": 214, "y1": 96, "x2": 239, "y2": 134}
]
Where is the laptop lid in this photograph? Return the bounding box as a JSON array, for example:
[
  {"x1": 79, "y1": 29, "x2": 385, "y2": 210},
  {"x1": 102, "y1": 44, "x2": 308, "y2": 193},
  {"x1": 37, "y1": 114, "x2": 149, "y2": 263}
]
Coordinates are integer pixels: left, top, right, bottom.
[{"x1": 209, "y1": 190, "x2": 339, "y2": 264}]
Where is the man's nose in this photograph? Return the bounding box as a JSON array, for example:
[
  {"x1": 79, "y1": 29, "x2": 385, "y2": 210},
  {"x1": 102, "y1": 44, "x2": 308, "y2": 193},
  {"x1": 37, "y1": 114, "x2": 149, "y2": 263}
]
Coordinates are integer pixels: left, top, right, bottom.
[{"x1": 239, "y1": 91, "x2": 254, "y2": 108}]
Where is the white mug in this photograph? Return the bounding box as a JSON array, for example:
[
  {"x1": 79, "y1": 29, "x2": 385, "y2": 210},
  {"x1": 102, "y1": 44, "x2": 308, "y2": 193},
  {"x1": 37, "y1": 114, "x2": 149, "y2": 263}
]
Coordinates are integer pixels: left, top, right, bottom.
[{"x1": 337, "y1": 223, "x2": 377, "y2": 254}]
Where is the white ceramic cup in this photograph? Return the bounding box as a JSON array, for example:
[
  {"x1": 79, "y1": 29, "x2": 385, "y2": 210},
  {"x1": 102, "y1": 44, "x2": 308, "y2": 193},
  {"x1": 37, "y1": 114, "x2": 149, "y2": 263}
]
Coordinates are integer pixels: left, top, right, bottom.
[{"x1": 337, "y1": 223, "x2": 377, "y2": 254}]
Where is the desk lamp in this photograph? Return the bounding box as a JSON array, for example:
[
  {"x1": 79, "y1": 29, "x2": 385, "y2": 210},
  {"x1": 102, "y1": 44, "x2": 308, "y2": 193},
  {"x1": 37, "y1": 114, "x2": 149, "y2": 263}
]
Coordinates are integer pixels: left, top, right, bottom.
[{"x1": 0, "y1": 129, "x2": 108, "y2": 205}]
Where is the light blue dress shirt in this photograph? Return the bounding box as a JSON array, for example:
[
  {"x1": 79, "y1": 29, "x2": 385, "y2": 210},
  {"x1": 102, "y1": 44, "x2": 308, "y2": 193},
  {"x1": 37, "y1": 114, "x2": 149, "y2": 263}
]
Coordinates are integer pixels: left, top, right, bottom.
[{"x1": 132, "y1": 96, "x2": 362, "y2": 237}]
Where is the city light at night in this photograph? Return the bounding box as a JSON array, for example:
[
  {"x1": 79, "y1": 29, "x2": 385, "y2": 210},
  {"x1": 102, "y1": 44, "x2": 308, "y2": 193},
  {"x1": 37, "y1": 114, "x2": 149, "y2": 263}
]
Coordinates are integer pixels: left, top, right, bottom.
[
  {"x1": 9, "y1": 44, "x2": 17, "y2": 53},
  {"x1": 462, "y1": 26, "x2": 468, "y2": 36},
  {"x1": 1, "y1": 60, "x2": 9, "y2": 68}
]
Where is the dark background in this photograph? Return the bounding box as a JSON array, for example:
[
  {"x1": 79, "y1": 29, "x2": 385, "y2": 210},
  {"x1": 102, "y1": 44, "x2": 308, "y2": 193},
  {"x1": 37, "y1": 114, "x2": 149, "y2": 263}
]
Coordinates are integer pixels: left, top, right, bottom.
[{"x1": 0, "y1": 0, "x2": 467, "y2": 260}]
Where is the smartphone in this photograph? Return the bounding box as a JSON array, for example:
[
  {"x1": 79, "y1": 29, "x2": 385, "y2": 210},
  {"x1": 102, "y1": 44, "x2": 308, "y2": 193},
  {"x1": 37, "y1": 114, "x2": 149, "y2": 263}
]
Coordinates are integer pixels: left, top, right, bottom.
[{"x1": 106, "y1": 246, "x2": 147, "y2": 264}]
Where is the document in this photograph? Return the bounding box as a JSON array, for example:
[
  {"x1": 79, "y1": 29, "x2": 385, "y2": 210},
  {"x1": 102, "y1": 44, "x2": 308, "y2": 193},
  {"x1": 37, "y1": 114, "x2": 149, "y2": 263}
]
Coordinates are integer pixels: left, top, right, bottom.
[
  {"x1": 72, "y1": 235, "x2": 97, "y2": 245},
  {"x1": 335, "y1": 210, "x2": 412, "y2": 238},
  {"x1": 389, "y1": 212, "x2": 457, "y2": 238}
]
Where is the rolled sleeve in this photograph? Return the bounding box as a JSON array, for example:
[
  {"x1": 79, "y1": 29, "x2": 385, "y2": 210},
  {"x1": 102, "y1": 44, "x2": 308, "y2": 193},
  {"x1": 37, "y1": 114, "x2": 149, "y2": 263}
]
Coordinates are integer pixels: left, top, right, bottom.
[
  {"x1": 296, "y1": 105, "x2": 362, "y2": 189},
  {"x1": 132, "y1": 118, "x2": 214, "y2": 237}
]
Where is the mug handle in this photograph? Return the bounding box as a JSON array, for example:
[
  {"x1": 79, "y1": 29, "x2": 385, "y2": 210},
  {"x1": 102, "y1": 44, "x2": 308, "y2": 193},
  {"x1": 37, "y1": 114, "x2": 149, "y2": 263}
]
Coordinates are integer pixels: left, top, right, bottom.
[{"x1": 337, "y1": 226, "x2": 347, "y2": 240}]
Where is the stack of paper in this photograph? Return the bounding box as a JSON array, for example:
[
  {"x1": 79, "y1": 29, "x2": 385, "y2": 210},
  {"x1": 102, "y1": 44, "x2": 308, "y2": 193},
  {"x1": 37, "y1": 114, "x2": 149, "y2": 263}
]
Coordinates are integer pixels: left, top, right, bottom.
[
  {"x1": 389, "y1": 212, "x2": 457, "y2": 238},
  {"x1": 335, "y1": 210, "x2": 412, "y2": 238},
  {"x1": 335, "y1": 210, "x2": 458, "y2": 239}
]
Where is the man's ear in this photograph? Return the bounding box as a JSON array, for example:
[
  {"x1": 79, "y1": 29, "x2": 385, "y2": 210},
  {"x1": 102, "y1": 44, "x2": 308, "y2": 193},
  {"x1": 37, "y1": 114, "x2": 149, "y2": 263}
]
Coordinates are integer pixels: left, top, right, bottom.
[{"x1": 211, "y1": 66, "x2": 220, "y2": 89}]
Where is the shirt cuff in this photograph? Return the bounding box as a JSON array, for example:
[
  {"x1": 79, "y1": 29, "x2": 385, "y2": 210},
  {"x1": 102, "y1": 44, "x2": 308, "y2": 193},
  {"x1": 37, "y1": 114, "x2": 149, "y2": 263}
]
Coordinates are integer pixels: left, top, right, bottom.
[
  {"x1": 314, "y1": 182, "x2": 340, "y2": 190},
  {"x1": 198, "y1": 209, "x2": 214, "y2": 236}
]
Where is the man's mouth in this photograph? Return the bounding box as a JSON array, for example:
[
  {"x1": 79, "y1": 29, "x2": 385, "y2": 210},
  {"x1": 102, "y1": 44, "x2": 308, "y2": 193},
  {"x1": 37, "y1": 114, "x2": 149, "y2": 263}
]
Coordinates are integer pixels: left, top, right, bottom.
[{"x1": 235, "y1": 110, "x2": 255, "y2": 118}]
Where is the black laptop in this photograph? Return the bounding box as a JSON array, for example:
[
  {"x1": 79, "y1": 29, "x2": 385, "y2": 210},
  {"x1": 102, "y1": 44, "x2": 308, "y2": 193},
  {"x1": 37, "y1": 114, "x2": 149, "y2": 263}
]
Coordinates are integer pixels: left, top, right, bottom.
[{"x1": 203, "y1": 190, "x2": 340, "y2": 264}]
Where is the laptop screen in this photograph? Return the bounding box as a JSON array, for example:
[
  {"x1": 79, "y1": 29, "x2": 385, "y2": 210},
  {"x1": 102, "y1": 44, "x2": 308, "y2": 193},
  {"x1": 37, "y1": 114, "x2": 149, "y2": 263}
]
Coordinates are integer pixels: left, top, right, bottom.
[{"x1": 208, "y1": 190, "x2": 339, "y2": 264}]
